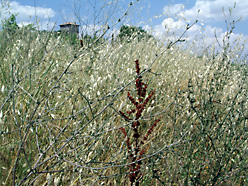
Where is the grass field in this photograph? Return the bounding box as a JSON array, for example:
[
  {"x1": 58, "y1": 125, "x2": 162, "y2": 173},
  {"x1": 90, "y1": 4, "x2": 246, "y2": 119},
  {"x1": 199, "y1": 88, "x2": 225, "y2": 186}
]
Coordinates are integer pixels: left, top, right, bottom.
[{"x1": 0, "y1": 21, "x2": 247, "y2": 185}]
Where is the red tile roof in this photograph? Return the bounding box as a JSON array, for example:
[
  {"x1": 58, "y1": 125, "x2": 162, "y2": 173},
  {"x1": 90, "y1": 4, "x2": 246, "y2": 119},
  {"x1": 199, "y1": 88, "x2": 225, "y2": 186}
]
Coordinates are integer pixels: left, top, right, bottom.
[{"x1": 59, "y1": 22, "x2": 79, "y2": 26}]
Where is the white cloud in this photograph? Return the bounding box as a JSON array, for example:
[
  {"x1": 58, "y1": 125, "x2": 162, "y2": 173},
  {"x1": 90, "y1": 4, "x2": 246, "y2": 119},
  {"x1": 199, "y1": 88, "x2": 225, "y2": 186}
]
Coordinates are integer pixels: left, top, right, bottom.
[
  {"x1": 38, "y1": 21, "x2": 57, "y2": 31},
  {"x1": 144, "y1": 18, "x2": 198, "y2": 40},
  {"x1": 2, "y1": 1, "x2": 56, "y2": 30},
  {"x1": 17, "y1": 21, "x2": 33, "y2": 27},
  {"x1": 81, "y1": 24, "x2": 102, "y2": 36},
  {"x1": 9, "y1": 1, "x2": 55, "y2": 21},
  {"x1": 163, "y1": 4, "x2": 185, "y2": 16},
  {"x1": 152, "y1": 24, "x2": 166, "y2": 39},
  {"x1": 17, "y1": 21, "x2": 56, "y2": 31},
  {"x1": 179, "y1": 0, "x2": 248, "y2": 22},
  {"x1": 162, "y1": 18, "x2": 186, "y2": 31},
  {"x1": 145, "y1": 0, "x2": 248, "y2": 57}
]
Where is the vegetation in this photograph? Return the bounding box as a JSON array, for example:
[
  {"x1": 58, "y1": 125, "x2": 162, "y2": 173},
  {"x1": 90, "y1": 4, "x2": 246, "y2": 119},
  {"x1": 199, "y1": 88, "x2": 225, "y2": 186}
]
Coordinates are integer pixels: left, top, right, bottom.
[
  {"x1": 118, "y1": 25, "x2": 153, "y2": 42},
  {"x1": 2, "y1": 14, "x2": 19, "y2": 32},
  {"x1": 0, "y1": 4, "x2": 247, "y2": 186}
]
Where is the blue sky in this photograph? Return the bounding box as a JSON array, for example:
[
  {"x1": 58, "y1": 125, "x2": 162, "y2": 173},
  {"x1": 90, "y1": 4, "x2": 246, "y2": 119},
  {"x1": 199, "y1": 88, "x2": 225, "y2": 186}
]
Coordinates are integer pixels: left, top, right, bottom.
[{"x1": 1, "y1": 0, "x2": 248, "y2": 54}]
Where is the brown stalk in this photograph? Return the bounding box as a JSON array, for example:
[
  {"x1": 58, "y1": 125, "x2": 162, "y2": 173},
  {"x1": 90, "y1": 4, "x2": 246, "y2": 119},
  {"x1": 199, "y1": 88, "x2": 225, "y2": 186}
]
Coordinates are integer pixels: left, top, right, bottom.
[{"x1": 119, "y1": 59, "x2": 161, "y2": 186}]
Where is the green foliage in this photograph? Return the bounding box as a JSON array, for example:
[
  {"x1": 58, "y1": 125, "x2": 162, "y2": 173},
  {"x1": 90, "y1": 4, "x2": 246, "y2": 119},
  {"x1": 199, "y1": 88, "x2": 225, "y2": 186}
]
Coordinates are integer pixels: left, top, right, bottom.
[
  {"x1": 81, "y1": 33, "x2": 105, "y2": 48},
  {"x1": 59, "y1": 31, "x2": 79, "y2": 47},
  {"x1": 118, "y1": 25, "x2": 153, "y2": 42},
  {"x1": 22, "y1": 23, "x2": 36, "y2": 31},
  {"x1": 2, "y1": 14, "x2": 19, "y2": 33},
  {"x1": 0, "y1": 14, "x2": 37, "y2": 60}
]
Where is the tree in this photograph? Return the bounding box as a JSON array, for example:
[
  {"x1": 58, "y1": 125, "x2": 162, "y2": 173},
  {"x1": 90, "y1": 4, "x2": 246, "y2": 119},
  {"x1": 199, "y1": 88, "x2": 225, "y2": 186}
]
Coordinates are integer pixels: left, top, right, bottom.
[
  {"x1": 2, "y1": 14, "x2": 19, "y2": 33},
  {"x1": 118, "y1": 25, "x2": 153, "y2": 42}
]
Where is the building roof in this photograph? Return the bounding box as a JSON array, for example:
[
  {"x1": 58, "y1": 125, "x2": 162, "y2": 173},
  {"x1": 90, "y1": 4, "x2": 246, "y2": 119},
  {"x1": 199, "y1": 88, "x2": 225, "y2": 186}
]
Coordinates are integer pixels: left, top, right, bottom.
[{"x1": 59, "y1": 22, "x2": 79, "y2": 27}]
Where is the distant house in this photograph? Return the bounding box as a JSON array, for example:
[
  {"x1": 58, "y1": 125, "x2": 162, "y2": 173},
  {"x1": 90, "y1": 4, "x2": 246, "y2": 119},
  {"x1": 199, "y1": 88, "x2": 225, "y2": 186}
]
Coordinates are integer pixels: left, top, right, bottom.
[{"x1": 59, "y1": 22, "x2": 79, "y2": 34}]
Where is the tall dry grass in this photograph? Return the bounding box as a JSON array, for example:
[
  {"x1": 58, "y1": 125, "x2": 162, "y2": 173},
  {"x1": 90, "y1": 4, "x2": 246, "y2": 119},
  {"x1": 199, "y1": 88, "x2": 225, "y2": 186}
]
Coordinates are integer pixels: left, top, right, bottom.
[{"x1": 0, "y1": 13, "x2": 247, "y2": 185}]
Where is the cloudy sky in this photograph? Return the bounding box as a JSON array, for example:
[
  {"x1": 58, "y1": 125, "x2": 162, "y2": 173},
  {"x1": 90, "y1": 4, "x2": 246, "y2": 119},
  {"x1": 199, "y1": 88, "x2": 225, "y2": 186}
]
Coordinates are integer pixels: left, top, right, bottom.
[{"x1": 1, "y1": 0, "x2": 248, "y2": 54}]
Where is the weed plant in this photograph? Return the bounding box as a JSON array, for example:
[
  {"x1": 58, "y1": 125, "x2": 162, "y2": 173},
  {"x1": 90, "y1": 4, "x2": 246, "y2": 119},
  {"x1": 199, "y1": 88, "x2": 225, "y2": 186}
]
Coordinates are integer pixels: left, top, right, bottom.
[
  {"x1": 0, "y1": 12, "x2": 247, "y2": 186},
  {"x1": 118, "y1": 59, "x2": 162, "y2": 186}
]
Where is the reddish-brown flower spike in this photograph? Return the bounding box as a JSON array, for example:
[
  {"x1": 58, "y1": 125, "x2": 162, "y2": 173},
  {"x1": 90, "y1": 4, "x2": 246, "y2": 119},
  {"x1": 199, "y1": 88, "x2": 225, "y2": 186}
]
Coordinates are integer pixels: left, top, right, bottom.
[
  {"x1": 120, "y1": 127, "x2": 127, "y2": 136},
  {"x1": 136, "y1": 81, "x2": 143, "y2": 96},
  {"x1": 133, "y1": 127, "x2": 138, "y2": 133},
  {"x1": 135, "y1": 59, "x2": 140, "y2": 75},
  {"x1": 139, "y1": 148, "x2": 147, "y2": 156},
  {"x1": 135, "y1": 147, "x2": 141, "y2": 154},
  {"x1": 126, "y1": 137, "x2": 132, "y2": 151},
  {"x1": 128, "y1": 92, "x2": 138, "y2": 106},
  {"x1": 135, "y1": 78, "x2": 140, "y2": 84},
  {"x1": 140, "y1": 140, "x2": 144, "y2": 145},
  {"x1": 147, "y1": 129, "x2": 152, "y2": 135},
  {"x1": 135, "y1": 78, "x2": 142, "y2": 87},
  {"x1": 145, "y1": 117, "x2": 161, "y2": 137},
  {"x1": 143, "y1": 91, "x2": 155, "y2": 106},
  {"x1": 80, "y1": 39, "x2": 83, "y2": 47},
  {"x1": 143, "y1": 136, "x2": 147, "y2": 142},
  {"x1": 137, "y1": 159, "x2": 143, "y2": 165},
  {"x1": 120, "y1": 59, "x2": 160, "y2": 185},
  {"x1": 119, "y1": 111, "x2": 130, "y2": 121},
  {"x1": 129, "y1": 173, "x2": 136, "y2": 183},
  {"x1": 136, "y1": 104, "x2": 145, "y2": 119},
  {"x1": 136, "y1": 110, "x2": 142, "y2": 119},
  {"x1": 153, "y1": 117, "x2": 161, "y2": 126},
  {"x1": 132, "y1": 121, "x2": 140, "y2": 127},
  {"x1": 136, "y1": 104, "x2": 141, "y2": 109},
  {"x1": 133, "y1": 132, "x2": 140, "y2": 138},
  {"x1": 135, "y1": 164, "x2": 141, "y2": 171},
  {"x1": 127, "y1": 109, "x2": 136, "y2": 114},
  {"x1": 141, "y1": 84, "x2": 148, "y2": 97}
]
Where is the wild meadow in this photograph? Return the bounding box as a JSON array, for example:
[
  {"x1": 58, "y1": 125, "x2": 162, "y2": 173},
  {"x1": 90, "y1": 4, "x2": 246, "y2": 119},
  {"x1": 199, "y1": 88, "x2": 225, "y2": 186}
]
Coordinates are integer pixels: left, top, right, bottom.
[{"x1": 0, "y1": 5, "x2": 247, "y2": 185}]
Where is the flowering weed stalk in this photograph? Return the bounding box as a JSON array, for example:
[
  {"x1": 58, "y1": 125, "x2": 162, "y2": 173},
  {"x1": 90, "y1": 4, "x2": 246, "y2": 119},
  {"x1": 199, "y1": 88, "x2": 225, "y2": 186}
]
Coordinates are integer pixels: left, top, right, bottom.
[{"x1": 119, "y1": 59, "x2": 161, "y2": 186}]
